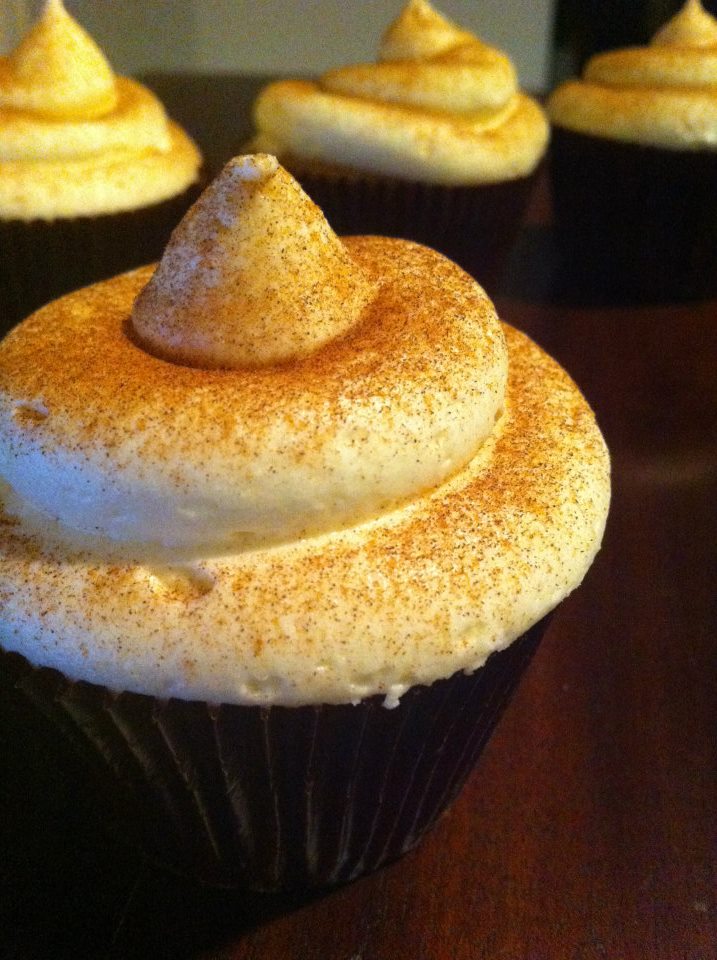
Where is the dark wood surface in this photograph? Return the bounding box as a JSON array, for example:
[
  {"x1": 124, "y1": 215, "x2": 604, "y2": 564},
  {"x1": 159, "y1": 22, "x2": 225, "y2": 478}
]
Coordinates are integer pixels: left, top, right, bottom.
[{"x1": 1, "y1": 76, "x2": 715, "y2": 960}]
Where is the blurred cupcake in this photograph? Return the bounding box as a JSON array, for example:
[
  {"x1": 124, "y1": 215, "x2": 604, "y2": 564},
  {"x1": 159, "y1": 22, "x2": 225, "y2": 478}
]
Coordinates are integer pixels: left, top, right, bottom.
[
  {"x1": 0, "y1": 156, "x2": 609, "y2": 891},
  {"x1": 0, "y1": 0, "x2": 203, "y2": 326},
  {"x1": 547, "y1": 0, "x2": 717, "y2": 303},
  {"x1": 248, "y1": 0, "x2": 548, "y2": 287}
]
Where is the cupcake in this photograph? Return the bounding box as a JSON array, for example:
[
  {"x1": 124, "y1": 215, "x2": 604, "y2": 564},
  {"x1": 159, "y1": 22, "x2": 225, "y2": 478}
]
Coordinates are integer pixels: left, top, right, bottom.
[
  {"x1": 0, "y1": 155, "x2": 610, "y2": 891},
  {"x1": 248, "y1": 0, "x2": 549, "y2": 286},
  {"x1": 547, "y1": 0, "x2": 717, "y2": 303},
  {"x1": 0, "y1": 0, "x2": 203, "y2": 327}
]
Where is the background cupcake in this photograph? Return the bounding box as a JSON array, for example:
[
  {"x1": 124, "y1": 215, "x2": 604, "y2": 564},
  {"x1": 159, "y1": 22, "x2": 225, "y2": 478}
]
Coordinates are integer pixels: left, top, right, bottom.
[
  {"x1": 248, "y1": 0, "x2": 548, "y2": 288},
  {"x1": 0, "y1": 156, "x2": 609, "y2": 891},
  {"x1": 0, "y1": 0, "x2": 202, "y2": 326},
  {"x1": 547, "y1": 0, "x2": 717, "y2": 303}
]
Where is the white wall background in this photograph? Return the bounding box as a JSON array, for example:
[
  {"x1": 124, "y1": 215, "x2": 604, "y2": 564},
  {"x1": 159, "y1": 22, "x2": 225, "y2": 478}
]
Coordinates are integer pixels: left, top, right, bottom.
[{"x1": 1, "y1": 1, "x2": 555, "y2": 92}]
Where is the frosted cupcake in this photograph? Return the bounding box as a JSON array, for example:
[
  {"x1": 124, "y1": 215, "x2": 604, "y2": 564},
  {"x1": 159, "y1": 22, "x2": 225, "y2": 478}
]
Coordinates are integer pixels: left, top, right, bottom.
[
  {"x1": 0, "y1": 156, "x2": 609, "y2": 891},
  {"x1": 0, "y1": 0, "x2": 202, "y2": 326},
  {"x1": 249, "y1": 0, "x2": 548, "y2": 286},
  {"x1": 547, "y1": 0, "x2": 717, "y2": 302}
]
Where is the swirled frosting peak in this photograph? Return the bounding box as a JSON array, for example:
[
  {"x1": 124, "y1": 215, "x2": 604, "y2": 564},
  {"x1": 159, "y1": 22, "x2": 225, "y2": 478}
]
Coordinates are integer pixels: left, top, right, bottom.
[
  {"x1": 0, "y1": 0, "x2": 201, "y2": 220},
  {"x1": 0, "y1": 157, "x2": 610, "y2": 706},
  {"x1": 251, "y1": 1, "x2": 548, "y2": 184},
  {"x1": 0, "y1": 157, "x2": 511, "y2": 556},
  {"x1": 321, "y1": 0, "x2": 517, "y2": 117},
  {"x1": 0, "y1": 0, "x2": 117, "y2": 119},
  {"x1": 652, "y1": 0, "x2": 717, "y2": 47},
  {"x1": 132, "y1": 155, "x2": 378, "y2": 369},
  {"x1": 547, "y1": 0, "x2": 717, "y2": 149},
  {"x1": 379, "y1": 0, "x2": 477, "y2": 62}
]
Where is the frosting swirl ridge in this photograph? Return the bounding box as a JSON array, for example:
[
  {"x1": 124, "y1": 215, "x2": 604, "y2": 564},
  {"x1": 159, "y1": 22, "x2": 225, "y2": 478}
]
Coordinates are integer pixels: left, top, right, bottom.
[
  {"x1": 547, "y1": 0, "x2": 717, "y2": 149},
  {"x1": 0, "y1": 0, "x2": 201, "y2": 219},
  {"x1": 0, "y1": 157, "x2": 508, "y2": 554},
  {"x1": 0, "y1": 158, "x2": 610, "y2": 707},
  {"x1": 252, "y1": 0, "x2": 547, "y2": 184}
]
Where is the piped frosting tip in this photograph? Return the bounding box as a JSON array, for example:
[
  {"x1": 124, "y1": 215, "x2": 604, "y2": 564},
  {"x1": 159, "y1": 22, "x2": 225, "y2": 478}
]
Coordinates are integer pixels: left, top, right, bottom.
[
  {"x1": 0, "y1": 0, "x2": 117, "y2": 118},
  {"x1": 132, "y1": 154, "x2": 378, "y2": 369}
]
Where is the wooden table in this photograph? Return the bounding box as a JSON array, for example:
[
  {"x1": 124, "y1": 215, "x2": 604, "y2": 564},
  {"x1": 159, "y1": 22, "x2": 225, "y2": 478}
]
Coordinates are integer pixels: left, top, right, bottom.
[{"x1": 1, "y1": 77, "x2": 715, "y2": 960}]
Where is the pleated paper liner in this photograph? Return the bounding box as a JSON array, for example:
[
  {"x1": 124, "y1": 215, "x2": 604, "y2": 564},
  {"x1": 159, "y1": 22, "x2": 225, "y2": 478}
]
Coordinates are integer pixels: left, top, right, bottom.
[
  {"x1": 1, "y1": 617, "x2": 549, "y2": 892},
  {"x1": 549, "y1": 127, "x2": 717, "y2": 305},
  {"x1": 281, "y1": 157, "x2": 540, "y2": 293},
  {"x1": 0, "y1": 181, "x2": 203, "y2": 331}
]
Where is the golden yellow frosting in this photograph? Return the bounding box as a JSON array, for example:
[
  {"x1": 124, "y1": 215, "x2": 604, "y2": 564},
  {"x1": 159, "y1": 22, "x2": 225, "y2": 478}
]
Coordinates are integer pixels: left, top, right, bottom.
[
  {"x1": 251, "y1": 0, "x2": 548, "y2": 185},
  {"x1": 0, "y1": 0, "x2": 201, "y2": 219},
  {"x1": 0, "y1": 158, "x2": 610, "y2": 707},
  {"x1": 548, "y1": 0, "x2": 717, "y2": 149}
]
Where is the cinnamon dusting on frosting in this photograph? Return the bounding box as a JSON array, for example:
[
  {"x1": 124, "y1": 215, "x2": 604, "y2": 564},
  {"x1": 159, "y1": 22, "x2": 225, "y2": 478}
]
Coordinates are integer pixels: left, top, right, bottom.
[
  {"x1": 0, "y1": 156, "x2": 610, "y2": 706},
  {"x1": 0, "y1": 224, "x2": 507, "y2": 552},
  {"x1": 0, "y1": 322, "x2": 609, "y2": 706},
  {"x1": 132, "y1": 155, "x2": 378, "y2": 369}
]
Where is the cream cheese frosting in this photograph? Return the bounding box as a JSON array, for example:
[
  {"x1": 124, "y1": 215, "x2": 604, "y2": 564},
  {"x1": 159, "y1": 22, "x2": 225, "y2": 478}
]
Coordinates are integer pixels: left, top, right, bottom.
[
  {"x1": 0, "y1": 0, "x2": 201, "y2": 220},
  {"x1": 547, "y1": 0, "x2": 717, "y2": 149},
  {"x1": 0, "y1": 157, "x2": 610, "y2": 708},
  {"x1": 250, "y1": 0, "x2": 548, "y2": 185},
  {"x1": 132, "y1": 155, "x2": 380, "y2": 368}
]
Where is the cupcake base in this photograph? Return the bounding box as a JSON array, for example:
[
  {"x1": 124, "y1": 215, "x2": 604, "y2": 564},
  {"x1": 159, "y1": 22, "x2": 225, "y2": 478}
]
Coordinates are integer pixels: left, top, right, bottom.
[
  {"x1": 282, "y1": 158, "x2": 539, "y2": 291},
  {"x1": 549, "y1": 127, "x2": 717, "y2": 304},
  {"x1": 0, "y1": 183, "x2": 203, "y2": 331},
  {"x1": 1, "y1": 618, "x2": 548, "y2": 892}
]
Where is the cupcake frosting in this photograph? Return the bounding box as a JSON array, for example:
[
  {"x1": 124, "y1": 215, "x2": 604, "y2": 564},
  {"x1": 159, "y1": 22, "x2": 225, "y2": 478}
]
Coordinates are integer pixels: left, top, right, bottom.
[
  {"x1": 0, "y1": 157, "x2": 609, "y2": 708},
  {"x1": 0, "y1": 0, "x2": 201, "y2": 220},
  {"x1": 547, "y1": 0, "x2": 717, "y2": 149},
  {"x1": 251, "y1": 0, "x2": 548, "y2": 184}
]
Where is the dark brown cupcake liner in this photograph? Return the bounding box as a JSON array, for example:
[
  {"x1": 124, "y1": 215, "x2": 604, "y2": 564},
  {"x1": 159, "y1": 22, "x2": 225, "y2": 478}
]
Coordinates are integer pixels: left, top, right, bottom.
[
  {"x1": 0, "y1": 181, "x2": 203, "y2": 332},
  {"x1": 549, "y1": 127, "x2": 717, "y2": 304},
  {"x1": 0, "y1": 616, "x2": 548, "y2": 892},
  {"x1": 285, "y1": 162, "x2": 540, "y2": 292}
]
